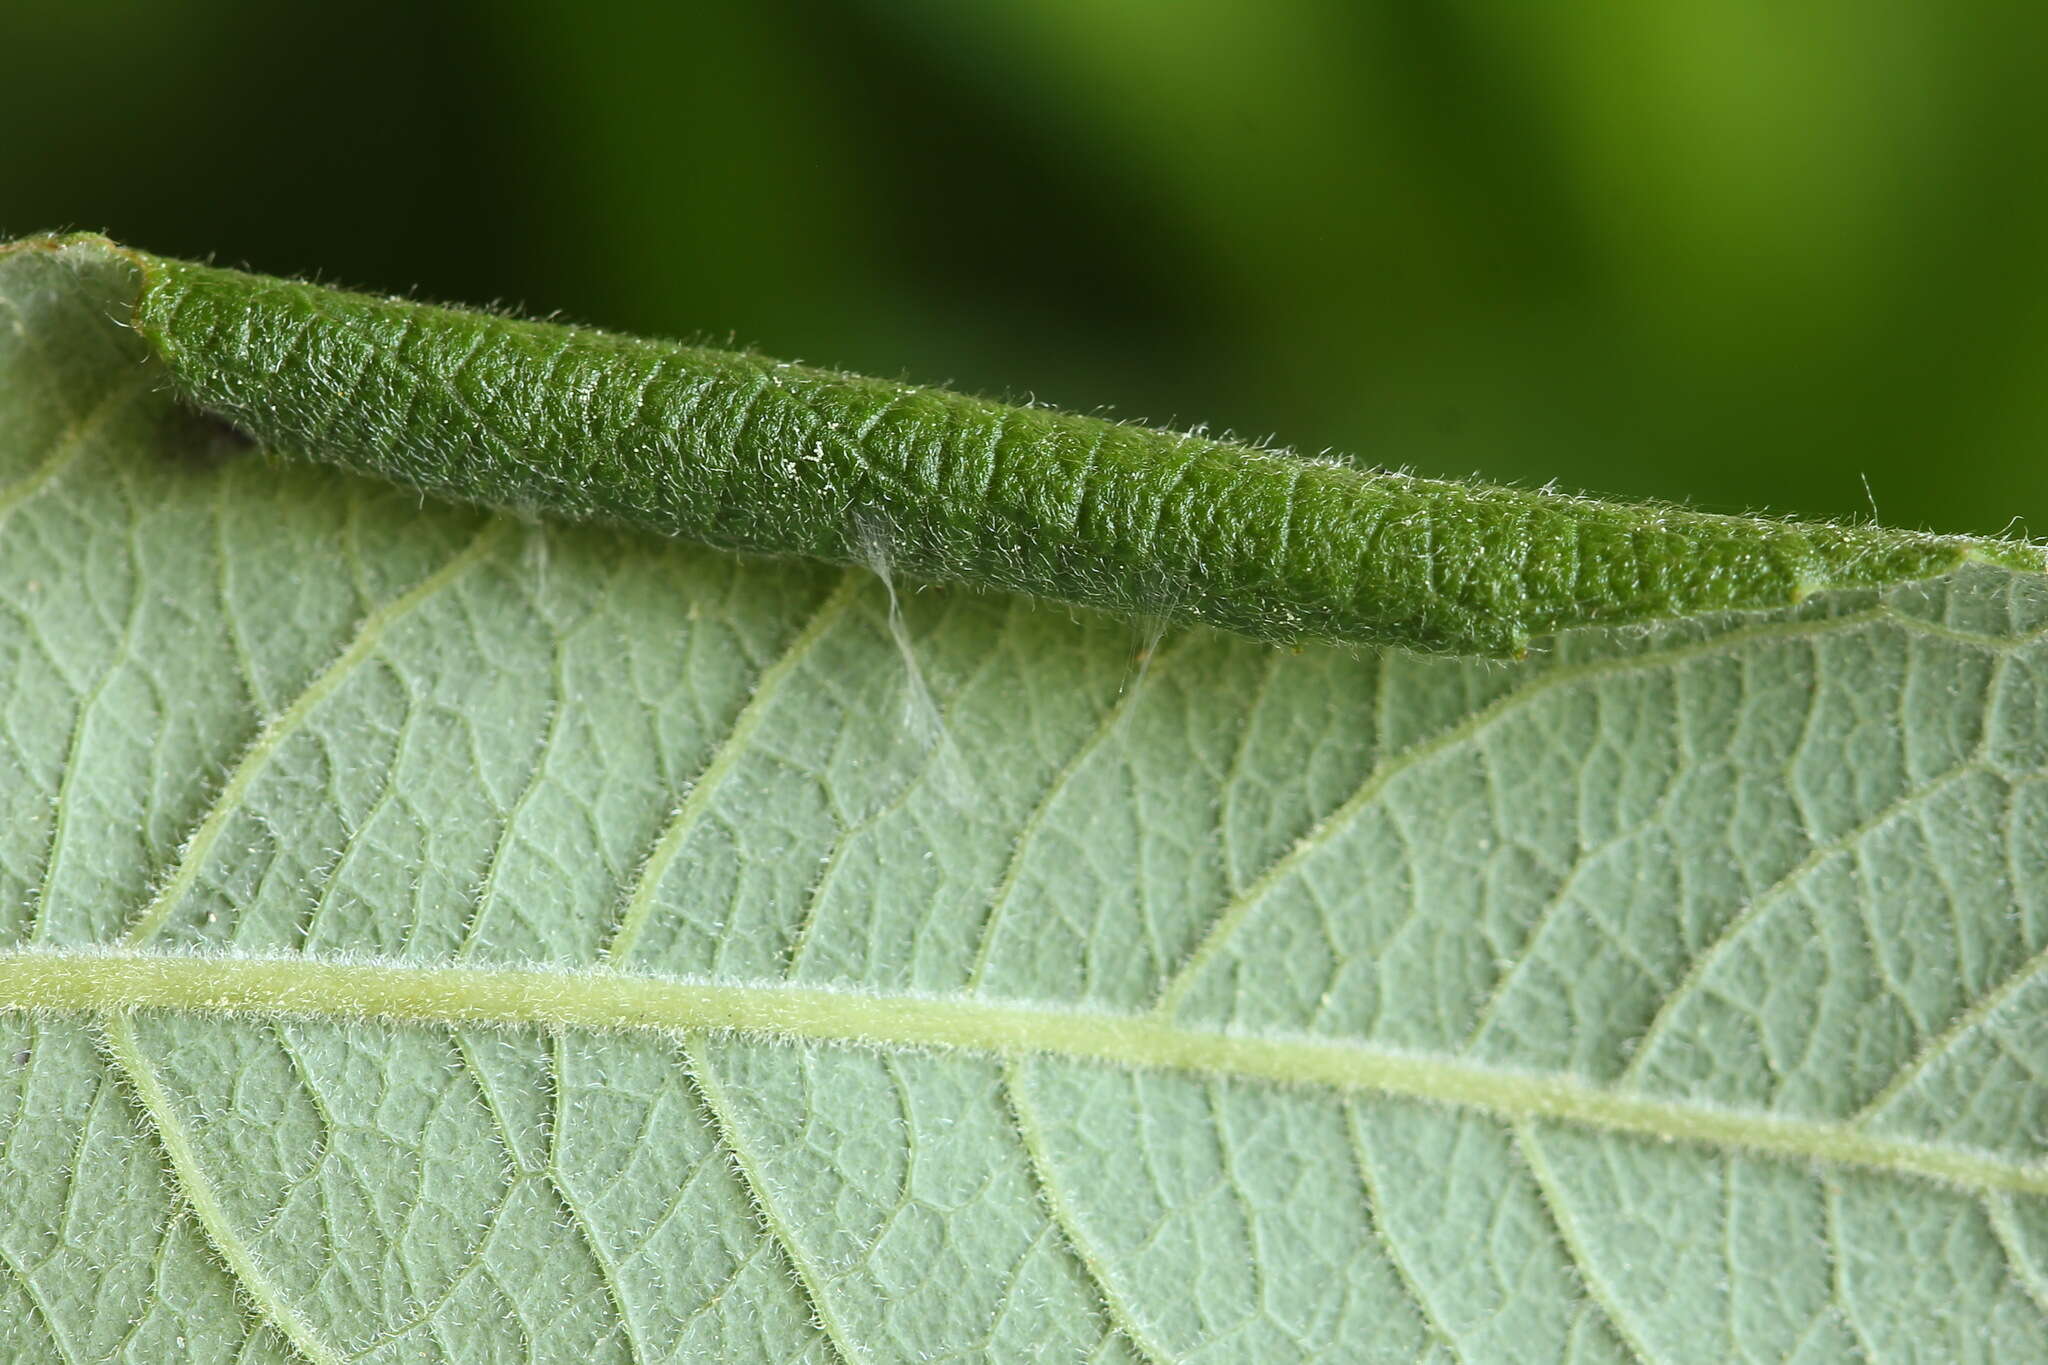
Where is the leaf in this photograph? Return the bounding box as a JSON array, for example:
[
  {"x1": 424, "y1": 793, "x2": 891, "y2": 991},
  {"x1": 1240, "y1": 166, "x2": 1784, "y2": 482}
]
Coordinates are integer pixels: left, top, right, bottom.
[
  {"x1": 1, "y1": 240, "x2": 2045, "y2": 1364},
  {"x1": 114, "y1": 240, "x2": 2042, "y2": 658}
]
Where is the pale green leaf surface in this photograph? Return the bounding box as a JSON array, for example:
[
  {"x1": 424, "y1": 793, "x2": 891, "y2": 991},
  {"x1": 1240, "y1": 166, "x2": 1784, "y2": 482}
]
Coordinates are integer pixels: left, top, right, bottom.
[{"x1": 1, "y1": 241, "x2": 2046, "y2": 1362}]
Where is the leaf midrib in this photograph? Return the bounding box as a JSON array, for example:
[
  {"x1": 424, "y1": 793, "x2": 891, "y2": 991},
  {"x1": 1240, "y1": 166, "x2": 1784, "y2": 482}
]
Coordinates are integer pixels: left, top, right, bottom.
[{"x1": 6, "y1": 947, "x2": 2042, "y2": 1197}]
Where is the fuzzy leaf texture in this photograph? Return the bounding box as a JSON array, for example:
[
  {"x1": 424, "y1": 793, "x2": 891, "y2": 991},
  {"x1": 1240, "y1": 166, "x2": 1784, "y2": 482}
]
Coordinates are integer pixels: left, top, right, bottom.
[
  {"x1": 2, "y1": 236, "x2": 2047, "y2": 1363},
  {"x1": 115, "y1": 240, "x2": 2038, "y2": 658}
]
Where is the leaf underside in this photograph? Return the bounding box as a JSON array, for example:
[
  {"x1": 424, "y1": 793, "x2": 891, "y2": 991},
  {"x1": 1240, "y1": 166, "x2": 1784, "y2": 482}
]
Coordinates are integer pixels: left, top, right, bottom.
[{"x1": 1, "y1": 241, "x2": 2046, "y2": 1363}]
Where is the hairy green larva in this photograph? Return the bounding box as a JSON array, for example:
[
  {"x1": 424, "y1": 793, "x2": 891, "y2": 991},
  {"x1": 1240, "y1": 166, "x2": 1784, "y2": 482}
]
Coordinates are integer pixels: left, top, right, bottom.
[{"x1": 108, "y1": 242, "x2": 2038, "y2": 657}]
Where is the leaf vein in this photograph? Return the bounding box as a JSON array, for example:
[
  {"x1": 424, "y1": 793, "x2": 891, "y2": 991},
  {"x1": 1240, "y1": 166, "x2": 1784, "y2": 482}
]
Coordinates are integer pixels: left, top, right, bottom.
[
  {"x1": 0, "y1": 370, "x2": 150, "y2": 528},
  {"x1": 603, "y1": 569, "x2": 865, "y2": 965},
  {"x1": 1509, "y1": 1122, "x2": 1653, "y2": 1365},
  {"x1": 459, "y1": 622, "x2": 570, "y2": 959},
  {"x1": 547, "y1": 1031, "x2": 651, "y2": 1365},
  {"x1": 0, "y1": 1219, "x2": 83, "y2": 1365},
  {"x1": 1152, "y1": 607, "x2": 1901, "y2": 1016},
  {"x1": 1341, "y1": 1101, "x2": 1467, "y2": 1363},
  {"x1": 99, "y1": 1014, "x2": 346, "y2": 1365},
  {"x1": 10, "y1": 949, "x2": 2047, "y2": 1197},
  {"x1": 966, "y1": 634, "x2": 1188, "y2": 993},
  {"x1": 122, "y1": 517, "x2": 509, "y2": 947},
  {"x1": 1621, "y1": 761, "x2": 1981, "y2": 1087},
  {"x1": 1853, "y1": 925, "x2": 2048, "y2": 1125},
  {"x1": 1002, "y1": 1060, "x2": 1171, "y2": 1365},
  {"x1": 679, "y1": 1035, "x2": 862, "y2": 1364},
  {"x1": 1983, "y1": 1192, "x2": 2048, "y2": 1322}
]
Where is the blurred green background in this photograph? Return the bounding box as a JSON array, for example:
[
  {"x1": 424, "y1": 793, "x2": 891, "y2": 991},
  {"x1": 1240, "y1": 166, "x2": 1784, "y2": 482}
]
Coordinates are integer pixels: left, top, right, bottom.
[{"x1": 9, "y1": 1, "x2": 2046, "y2": 534}]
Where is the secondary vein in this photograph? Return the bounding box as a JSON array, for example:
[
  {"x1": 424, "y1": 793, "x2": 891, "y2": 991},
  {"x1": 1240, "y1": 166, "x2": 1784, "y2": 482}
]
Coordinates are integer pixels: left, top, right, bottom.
[
  {"x1": 122, "y1": 518, "x2": 509, "y2": 947},
  {"x1": 100, "y1": 1014, "x2": 346, "y2": 1365}
]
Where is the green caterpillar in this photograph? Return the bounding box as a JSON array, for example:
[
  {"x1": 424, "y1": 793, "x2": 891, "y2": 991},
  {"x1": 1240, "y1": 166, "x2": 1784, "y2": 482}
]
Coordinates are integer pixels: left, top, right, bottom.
[{"x1": 97, "y1": 239, "x2": 2038, "y2": 657}]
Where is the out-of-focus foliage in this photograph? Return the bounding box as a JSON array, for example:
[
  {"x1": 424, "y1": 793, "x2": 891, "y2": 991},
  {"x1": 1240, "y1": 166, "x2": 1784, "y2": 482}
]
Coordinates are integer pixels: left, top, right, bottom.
[{"x1": 12, "y1": 0, "x2": 2046, "y2": 533}]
